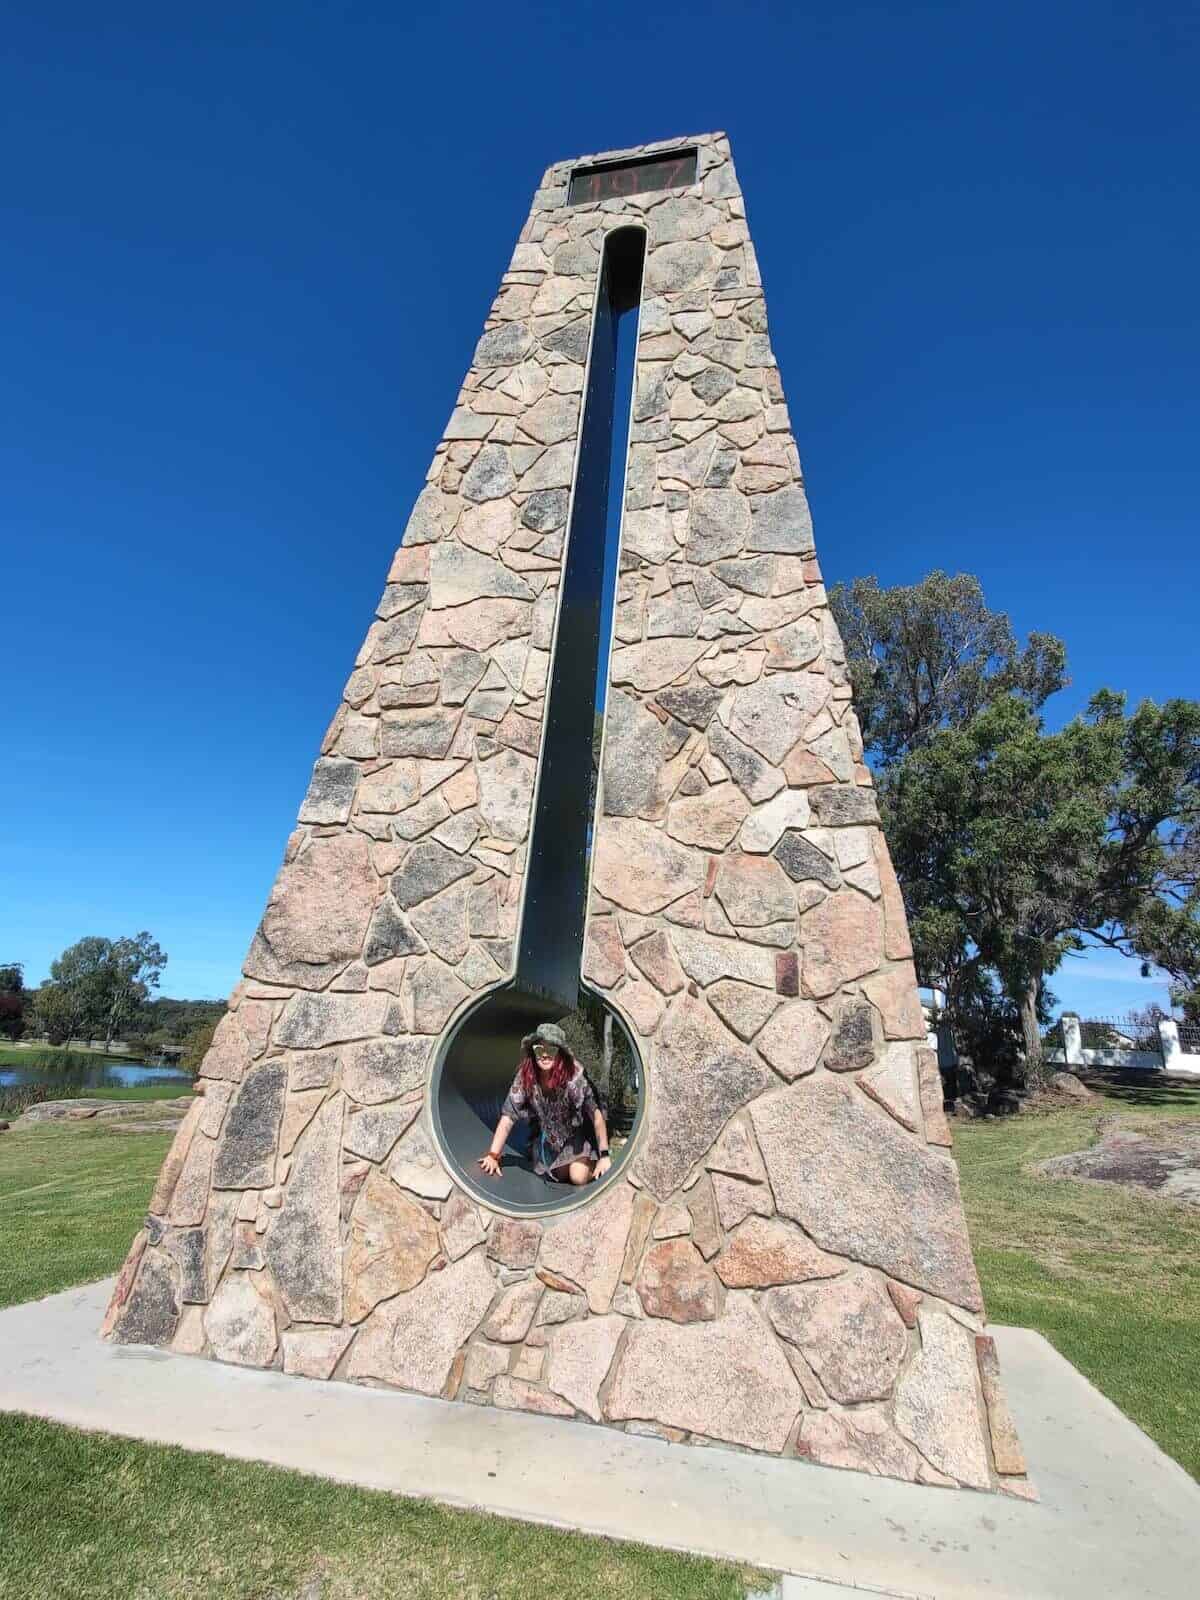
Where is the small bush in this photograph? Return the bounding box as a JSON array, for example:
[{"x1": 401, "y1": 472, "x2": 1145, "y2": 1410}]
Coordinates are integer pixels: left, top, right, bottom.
[
  {"x1": 20, "y1": 1049, "x2": 99, "y2": 1075},
  {"x1": 0, "y1": 1081, "x2": 85, "y2": 1119},
  {"x1": 180, "y1": 1019, "x2": 219, "y2": 1076}
]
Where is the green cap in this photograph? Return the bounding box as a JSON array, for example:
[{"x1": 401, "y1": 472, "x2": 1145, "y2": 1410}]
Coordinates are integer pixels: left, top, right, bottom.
[{"x1": 521, "y1": 1022, "x2": 572, "y2": 1056}]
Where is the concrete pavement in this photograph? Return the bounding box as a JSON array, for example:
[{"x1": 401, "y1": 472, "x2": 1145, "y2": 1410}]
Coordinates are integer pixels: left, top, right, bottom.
[{"x1": 1, "y1": 1279, "x2": 1196, "y2": 1598}]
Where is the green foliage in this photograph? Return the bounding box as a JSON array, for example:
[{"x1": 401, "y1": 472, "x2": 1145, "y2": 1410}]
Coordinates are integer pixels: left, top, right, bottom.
[
  {"x1": 942, "y1": 967, "x2": 1054, "y2": 1088},
  {"x1": 8, "y1": 1048, "x2": 106, "y2": 1073},
  {"x1": 179, "y1": 1016, "x2": 220, "y2": 1075},
  {"x1": 0, "y1": 1080, "x2": 187, "y2": 1109},
  {"x1": 558, "y1": 988, "x2": 637, "y2": 1127},
  {"x1": 137, "y1": 995, "x2": 226, "y2": 1044},
  {"x1": 1101, "y1": 697, "x2": 1200, "y2": 1000},
  {"x1": 47, "y1": 935, "x2": 114, "y2": 1033},
  {"x1": 102, "y1": 931, "x2": 168, "y2": 1045},
  {"x1": 36, "y1": 932, "x2": 168, "y2": 1048},
  {"x1": 0, "y1": 1081, "x2": 87, "y2": 1119},
  {"x1": 30, "y1": 980, "x2": 83, "y2": 1045},
  {"x1": 828, "y1": 569, "x2": 1066, "y2": 765},
  {"x1": 836, "y1": 569, "x2": 1200, "y2": 1079},
  {"x1": 0, "y1": 960, "x2": 24, "y2": 1040},
  {"x1": 884, "y1": 691, "x2": 1200, "y2": 1079}
]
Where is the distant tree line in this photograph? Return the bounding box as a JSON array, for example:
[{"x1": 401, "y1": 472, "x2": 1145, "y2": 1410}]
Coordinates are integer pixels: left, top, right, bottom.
[
  {"x1": 1, "y1": 936, "x2": 225, "y2": 1067},
  {"x1": 829, "y1": 571, "x2": 1200, "y2": 1087}
]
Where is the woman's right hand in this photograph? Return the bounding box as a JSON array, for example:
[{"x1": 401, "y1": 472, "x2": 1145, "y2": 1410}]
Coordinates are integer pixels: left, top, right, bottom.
[{"x1": 478, "y1": 1151, "x2": 503, "y2": 1177}]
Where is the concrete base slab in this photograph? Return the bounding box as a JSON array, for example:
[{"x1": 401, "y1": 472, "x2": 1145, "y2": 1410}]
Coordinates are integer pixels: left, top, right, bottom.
[{"x1": 0, "y1": 1279, "x2": 1195, "y2": 1599}]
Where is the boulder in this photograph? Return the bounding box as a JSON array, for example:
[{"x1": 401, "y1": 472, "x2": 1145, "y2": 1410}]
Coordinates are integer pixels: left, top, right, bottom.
[
  {"x1": 714, "y1": 854, "x2": 795, "y2": 927},
  {"x1": 716, "y1": 1217, "x2": 842, "y2": 1289},
  {"x1": 666, "y1": 785, "x2": 750, "y2": 849},
  {"x1": 706, "y1": 980, "x2": 779, "y2": 1042},
  {"x1": 860, "y1": 1043, "x2": 920, "y2": 1133},
  {"x1": 628, "y1": 930, "x2": 686, "y2": 996},
  {"x1": 800, "y1": 892, "x2": 884, "y2": 997},
  {"x1": 282, "y1": 1327, "x2": 354, "y2": 1380},
  {"x1": 798, "y1": 1407, "x2": 924, "y2": 1483},
  {"x1": 273, "y1": 992, "x2": 391, "y2": 1050},
  {"x1": 591, "y1": 819, "x2": 705, "y2": 914},
  {"x1": 755, "y1": 1002, "x2": 830, "y2": 1081},
  {"x1": 341, "y1": 1039, "x2": 430, "y2": 1107},
  {"x1": 602, "y1": 692, "x2": 684, "y2": 817},
  {"x1": 478, "y1": 747, "x2": 536, "y2": 841},
  {"x1": 483, "y1": 1278, "x2": 543, "y2": 1342},
  {"x1": 487, "y1": 1217, "x2": 543, "y2": 1269},
  {"x1": 108, "y1": 1246, "x2": 180, "y2": 1346}
]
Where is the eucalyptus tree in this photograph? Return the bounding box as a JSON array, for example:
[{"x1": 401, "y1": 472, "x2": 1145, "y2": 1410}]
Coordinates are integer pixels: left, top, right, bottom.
[
  {"x1": 883, "y1": 693, "x2": 1200, "y2": 1082},
  {"x1": 829, "y1": 570, "x2": 1066, "y2": 766}
]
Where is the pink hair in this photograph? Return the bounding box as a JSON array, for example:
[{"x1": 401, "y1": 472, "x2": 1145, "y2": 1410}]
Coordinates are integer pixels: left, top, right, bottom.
[{"x1": 519, "y1": 1046, "x2": 570, "y2": 1097}]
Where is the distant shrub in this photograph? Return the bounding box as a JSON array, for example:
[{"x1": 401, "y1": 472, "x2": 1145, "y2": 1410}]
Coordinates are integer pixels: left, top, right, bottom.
[
  {"x1": 0, "y1": 1081, "x2": 86, "y2": 1119},
  {"x1": 21, "y1": 1049, "x2": 101, "y2": 1075},
  {"x1": 180, "y1": 1019, "x2": 220, "y2": 1076}
]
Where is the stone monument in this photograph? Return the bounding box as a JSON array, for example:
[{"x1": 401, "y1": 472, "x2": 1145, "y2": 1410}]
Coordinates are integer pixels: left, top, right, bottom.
[{"x1": 105, "y1": 133, "x2": 1031, "y2": 1496}]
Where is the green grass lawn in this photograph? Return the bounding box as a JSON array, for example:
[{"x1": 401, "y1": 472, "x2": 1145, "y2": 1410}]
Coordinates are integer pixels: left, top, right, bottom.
[
  {"x1": 0, "y1": 1121, "x2": 174, "y2": 1308},
  {"x1": 0, "y1": 1411, "x2": 760, "y2": 1600},
  {"x1": 0, "y1": 1044, "x2": 143, "y2": 1066},
  {"x1": 3, "y1": 1079, "x2": 1198, "y2": 1596},
  {"x1": 956, "y1": 1074, "x2": 1200, "y2": 1481},
  {"x1": 2, "y1": 1083, "x2": 190, "y2": 1112},
  {"x1": 0, "y1": 1120, "x2": 763, "y2": 1600},
  {"x1": 72, "y1": 1083, "x2": 193, "y2": 1101}
]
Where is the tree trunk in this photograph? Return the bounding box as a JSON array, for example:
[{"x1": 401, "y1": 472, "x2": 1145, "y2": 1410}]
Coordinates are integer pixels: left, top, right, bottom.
[{"x1": 1020, "y1": 976, "x2": 1045, "y2": 1088}]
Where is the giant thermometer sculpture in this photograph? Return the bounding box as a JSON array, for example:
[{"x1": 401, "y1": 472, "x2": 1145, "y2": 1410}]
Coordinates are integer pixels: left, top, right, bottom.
[{"x1": 105, "y1": 135, "x2": 1031, "y2": 1497}]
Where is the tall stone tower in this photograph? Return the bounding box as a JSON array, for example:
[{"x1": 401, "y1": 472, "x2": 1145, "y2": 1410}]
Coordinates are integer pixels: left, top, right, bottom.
[{"x1": 105, "y1": 134, "x2": 1030, "y2": 1496}]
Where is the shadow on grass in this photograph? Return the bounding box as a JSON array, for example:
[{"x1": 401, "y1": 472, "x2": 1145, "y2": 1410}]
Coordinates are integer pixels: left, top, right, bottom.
[{"x1": 1081, "y1": 1069, "x2": 1200, "y2": 1110}]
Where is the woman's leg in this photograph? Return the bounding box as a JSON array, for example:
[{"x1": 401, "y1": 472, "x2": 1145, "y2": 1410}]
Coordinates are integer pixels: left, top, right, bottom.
[{"x1": 551, "y1": 1158, "x2": 595, "y2": 1186}]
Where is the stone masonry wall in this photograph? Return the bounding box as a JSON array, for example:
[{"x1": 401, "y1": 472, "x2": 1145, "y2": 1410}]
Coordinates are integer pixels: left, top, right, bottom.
[{"x1": 104, "y1": 134, "x2": 1031, "y2": 1498}]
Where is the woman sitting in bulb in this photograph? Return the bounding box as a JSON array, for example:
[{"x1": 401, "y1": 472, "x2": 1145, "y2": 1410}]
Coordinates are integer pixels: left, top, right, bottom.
[{"x1": 479, "y1": 1023, "x2": 611, "y2": 1187}]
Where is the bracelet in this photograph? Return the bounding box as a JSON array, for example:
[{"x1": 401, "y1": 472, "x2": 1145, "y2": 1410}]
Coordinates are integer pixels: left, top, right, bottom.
[{"x1": 598, "y1": 1148, "x2": 610, "y2": 1158}]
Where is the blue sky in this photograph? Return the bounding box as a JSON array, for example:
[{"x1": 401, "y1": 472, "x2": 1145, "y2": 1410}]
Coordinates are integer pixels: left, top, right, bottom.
[{"x1": 3, "y1": 2, "x2": 1196, "y2": 1017}]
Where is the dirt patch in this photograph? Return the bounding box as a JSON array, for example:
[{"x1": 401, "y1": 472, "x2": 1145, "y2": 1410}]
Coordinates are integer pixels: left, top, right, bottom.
[{"x1": 1038, "y1": 1117, "x2": 1200, "y2": 1208}]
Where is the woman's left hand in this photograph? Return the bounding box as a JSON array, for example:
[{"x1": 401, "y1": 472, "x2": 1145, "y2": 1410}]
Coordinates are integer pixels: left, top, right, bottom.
[{"x1": 592, "y1": 1155, "x2": 612, "y2": 1181}]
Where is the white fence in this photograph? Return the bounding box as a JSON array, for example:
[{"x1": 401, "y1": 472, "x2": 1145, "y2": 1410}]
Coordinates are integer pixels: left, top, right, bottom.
[{"x1": 1047, "y1": 1015, "x2": 1200, "y2": 1080}]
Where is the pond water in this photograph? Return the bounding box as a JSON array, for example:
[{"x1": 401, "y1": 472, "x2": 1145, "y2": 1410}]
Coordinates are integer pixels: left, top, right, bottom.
[{"x1": 0, "y1": 1060, "x2": 193, "y2": 1092}]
